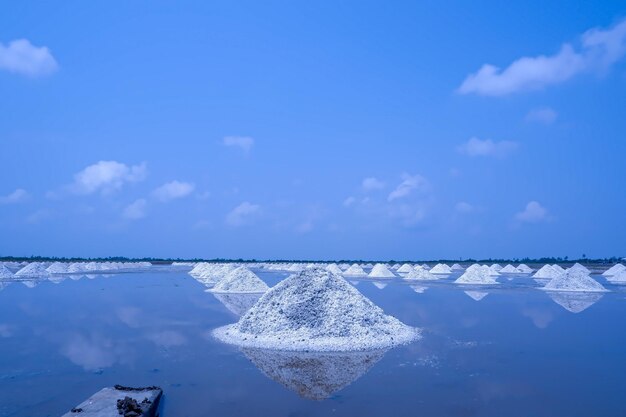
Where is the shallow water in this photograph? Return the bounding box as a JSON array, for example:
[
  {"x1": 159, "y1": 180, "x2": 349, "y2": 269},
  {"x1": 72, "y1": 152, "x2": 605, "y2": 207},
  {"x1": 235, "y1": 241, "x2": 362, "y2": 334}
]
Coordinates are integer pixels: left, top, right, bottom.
[{"x1": 1, "y1": 269, "x2": 625, "y2": 416}]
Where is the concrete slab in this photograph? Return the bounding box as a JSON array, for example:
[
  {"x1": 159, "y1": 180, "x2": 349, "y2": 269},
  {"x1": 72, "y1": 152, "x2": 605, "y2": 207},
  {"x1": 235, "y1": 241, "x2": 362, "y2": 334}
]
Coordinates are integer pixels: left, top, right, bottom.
[{"x1": 62, "y1": 385, "x2": 162, "y2": 417}]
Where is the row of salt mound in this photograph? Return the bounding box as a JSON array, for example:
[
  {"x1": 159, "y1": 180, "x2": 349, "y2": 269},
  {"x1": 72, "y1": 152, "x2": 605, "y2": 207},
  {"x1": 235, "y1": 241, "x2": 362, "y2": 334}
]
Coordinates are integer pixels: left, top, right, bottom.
[
  {"x1": 499, "y1": 264, "x2": 520, "y2": 274},
  {"x1": 0, "y1": 264, "x2": 14, "y2": 279},
  {"x1": 542, "y1": 268, "x2": 606, "y2": 293},
  {"x1": 454, "y1": 264, "x2": 499, "y2": 285},
  {"x1": 602, "y1": 263, "x2": 625, "y2": 277},
  {"x1": 15, "y1": 262, "x2": 51, "y2": 278},
  {"x1": 209, "y1": 266, "x2": 269, "y2": 294},
  {"x1": 429, "y1": 264, "x2": 452, "y2": 274},
  {"x1": 368, "y1": 264, "x2": 396, "y2": 278},
  {"x1": 212, "y1": 267, "x2": 420, "y2": 351}
]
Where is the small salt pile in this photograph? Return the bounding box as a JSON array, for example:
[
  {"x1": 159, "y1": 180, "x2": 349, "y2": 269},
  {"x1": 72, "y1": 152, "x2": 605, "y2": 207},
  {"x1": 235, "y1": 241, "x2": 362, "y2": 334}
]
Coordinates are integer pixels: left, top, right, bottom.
[
  {"x1": 213, "y1": 268, "x2": 420, "y2": 351},
  {"x1": 15, "y1": 263, "x2": 50, "y2": 278},
  {"x1": 490, "y1": 264, "x2": 503, "y2": 272},
  {"x1": 404, "y1": 268, "x2": 438, "y2": 281},
  {"x1": 67, "y1": 263, "x2": 86, "y2": 274},
  {"x1": 397, "y1": 264, "x2": 414, "y2": 273},
  {"x1": 533, "y1": 264, "x2": 562, "y2": 279},
  {"x1": 542, "y1": 268, "x2": 607, "y2": 292},
  {"x1": 326, "y1": 263, "x2": 343, "y2": 275},
  {"x1": 455, "y1": 264, "x2": 498, "y2": 285},
  {"x1": 208, "y1": 267, "x2": 269, "y2": 294},
  {"x1": 421, "y1": 264, "x2": 430, "y2": 270},
  {"x1": 368, "y1": 264, "x2": 395, "y2": 278},
  {"x1": 451, "y1": 263, "x2": 464, "y2": 271},
  {"x1": 0, "y1": 264, "x2": 14, "y2": 279},
  {"x1": 499, "y1": 264, "x2": 519, "y2": 274},
  {"x1": 605, "y1": 269, "x2": 626, "y2": 284},
  {"x1": 47, "y1": 262, "x2": 69, "y2": 274},
  {"x1": 568, "y1": 263, "x2": 591, "y2": 275},
  {"x1": 603, "y1": 263, "x2": 626, "y2": 277},
  {"x1": 343, "y1": 264, "x2": 367, "y2": 276},
  {"x1": 517, "y1": 264, "x2": 533, "y2": 274},
  {"x1": 429, "y1": 263, "x2": 452, "y2": 274}
]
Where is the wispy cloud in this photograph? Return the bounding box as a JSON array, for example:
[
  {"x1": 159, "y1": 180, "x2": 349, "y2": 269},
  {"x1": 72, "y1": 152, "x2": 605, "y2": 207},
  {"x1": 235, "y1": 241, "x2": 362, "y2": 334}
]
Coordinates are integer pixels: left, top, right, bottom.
[
  {"x1": 153, "y1": 181, "x2": 195, "y2": 202},
  {"x1": 71, "y1": 161, "x2": 147, "y2": 195},
  {"x1": 362, "y1": 177, "x2": 385, "y2": 191},
  {"x1": 223, "y1": 136, "x2": 254, "y2": 153},
  {"x1": 388, "y1": 174, "x2": 428, "y2": 201},
  {"x1": 515, "y1": 201, "x2": 549, "y2": 223},
  {"x1": 0, "y1": 39, "x2": 58, "y2": 77},
  {"x1": 457, "y1": 137, "x2": 518, "y2": 158},
  {"x1": 525, "y1": 107, "x2": 558, "y2": 124},
  {"x1": 458, "y1": 18, "x2": 626, "y2": 96},
  {"x1": 0, "y1": 188, "x2": 29, "y2": 204},
  {"x1": 226, "y1": 201, "x2": 260, "y2": 226},
  {"x1": 455, "y1": 201, "x2": 477, "y2": 214},
  {"x1": 123, "y1": 199, "x2": 147, "y2": 220}
]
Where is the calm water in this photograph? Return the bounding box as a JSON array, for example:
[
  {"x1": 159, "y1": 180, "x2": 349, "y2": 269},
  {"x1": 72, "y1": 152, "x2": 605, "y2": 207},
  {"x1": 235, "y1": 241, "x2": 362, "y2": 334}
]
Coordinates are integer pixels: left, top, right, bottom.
[{"x1": 1, "y1": 269, "x2": 625, "y2": 417}]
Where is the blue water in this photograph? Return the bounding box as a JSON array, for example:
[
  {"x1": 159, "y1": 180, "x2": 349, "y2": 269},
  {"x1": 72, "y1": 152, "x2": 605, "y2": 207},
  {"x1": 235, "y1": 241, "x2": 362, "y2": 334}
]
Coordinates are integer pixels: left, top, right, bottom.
[{"x1": 1, "y1": 269, "x2": 625, "y2": 416}]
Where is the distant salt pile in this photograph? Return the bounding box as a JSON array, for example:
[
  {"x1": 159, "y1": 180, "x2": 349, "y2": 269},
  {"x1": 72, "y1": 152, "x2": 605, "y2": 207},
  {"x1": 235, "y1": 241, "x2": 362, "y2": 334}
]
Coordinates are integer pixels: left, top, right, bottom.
[
  {"x1": 421, "y1": 264, "x2": 430, "y2": 270},
  {"x1": 372, "y1": 281, "x2": 388, "y2": 289},
  {"x1": 499, "y1": 264, "x2": 519, "y2": 274},
  {"x1": 288, "y1": 263, "x2": 303, "y2": 272},
  {"x1": 429, "y1": 263, "x2": 452, "y2": 274},
  {"x1": 465, "y1": 291, "x2": 489, "y2": 301},
  {"x1": 604, "y1": 269, "x2": 626, "y2": 284},
  {"x1": 195, "y1": 264, "x2": 236, "y2": 285},
  {"x1": 603, "y1": 263, "x2": 626, "y2": 277},
  {"x1": 209, "y1": 267, "x2": 269, "y2": 294},
  {"x1": 404, "y1": 268, "x2": 438, "y2": 281},
  {"x1": 451, "y1": 263, "x2": 464, "y2": 271},
  {"x1": 213, "y1": 268, "x2": 420, "y2": 351},
  {"x1": 517, "y1": 264, "x2": 533, "y2": 273},
  {"x1": 533, "y1": 264, "x2": 563, "y2": 279},
  {"x1": 0, "y1": 264, "x2": 14, "y2": 279},
  {"x1": 326, "y1": 263, "x2": 343, "y2": 275},
  {"x1": 343, "y1": 264, "x2": 366, "y2": 276},
  {"x1": 568, "y1": 263, "x2": 591, "y2": 275},
  {"x1": 487, "y1": 265, "x2": 501, "y2": 276},
  {"x1": 542, "y1": 268, "x2": 607, "y2": 293},
  {"x1": 15, "y1": 263, "x2": 50, "y2": 278},
  {"x1": 490, "y1": 264, "x2": 503, "y2": 272},
  {"x1": 46, "y1": 262, "x2": 69, "y2": 274},
  {"x1": 397, "y1": 264, "x2": 414, "y2": 273},
  {"x1": 455, "y1": 264, "x2": 498, "y2": 285},
  {"x1": 368, "y1": 264, "x2": 395, "y2": 278}
]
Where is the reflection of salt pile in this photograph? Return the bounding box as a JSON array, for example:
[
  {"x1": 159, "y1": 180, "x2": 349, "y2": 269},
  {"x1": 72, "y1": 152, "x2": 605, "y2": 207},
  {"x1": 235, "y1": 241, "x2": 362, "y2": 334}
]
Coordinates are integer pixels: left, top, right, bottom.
[
  {"x1": 451, "y1": 263, "x2": 464, "y2": 271},
  {"x1": 517, "y1": 264, "x2": 533, "y2": 273},
  {"x1": 397, "y1": 264, "x2": 414, "y2": 273},
  {"x1": 542, "y1": 269, "x2": 607, "y2": 292},
  {"x1": 241, "y1": 347, "x2": 386, "y2": 400},
  {"x1": 464, "y1": 291, "x2": 489, "y2": 301},
  {"x1": 429, "y1": 264, "x2": 452, "y2": 274},
  {"x1": 603, "y1": 263, "x2": 626, "y2": 277},
  {"x1": 454, "y1": 264, "x2": 498, "y2": 285},
  {"x1": 546, "y1": 291, "x2": 604, "y2": 313},
  {"x1": 46, "y1": 262, "x2": 69, "y2": 274},
  {"x1": 0, "y1": 264, "x2": 14, "y2": 279},
  {"x1": 372, "y1": 281, "x2": 387, "y2": 289},
  {"x1": 368, "y1": 264, "x2": 395, "y2": 278},
  {"x1": 606, "y1": 270, "x2": 626, "y2": 284},
  {"x1": 209, "y1": 267, "x2": 269, "y2": 293},
  {"x1": 533, "y1": 264, "x2": 562, "y2": 279},
  {"x1": 343, "y1": 264, "x2": 366, "y2": 276},
  {"x1": 213, "y1": 268, "x2": 420, "y2": 351},
  {"x1": 499, "y1": 264, "x2": 519, "y2": 274},
  {"x1": 15, "y1": 263, "x2": 50, "y2": 278},
  {"x1": 410, "y1": 285, "x2": 427, "y2": 293},
  {"x1": 404, "y1": 268, "x2": 438, "y2": 281},
  {"x1": 325, "y1": 264, "x2": 343, "y2": 275},
  {"x1": 213, "y1": 293, "x2": 263, "y2": 316}
]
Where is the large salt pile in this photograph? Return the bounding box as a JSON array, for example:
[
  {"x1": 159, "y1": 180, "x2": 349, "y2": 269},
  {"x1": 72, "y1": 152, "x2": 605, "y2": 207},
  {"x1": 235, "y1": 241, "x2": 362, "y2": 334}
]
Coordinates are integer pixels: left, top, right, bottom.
[
  {"x1": 0, "y1": 264, "x2": 14, "y2": 279},
  {"x1": 325, "y1": 264, "x2": 343, "y2": 275},
  {"x1": 499, "y1": 264, "x2": 519, "y2": 274},
  {"x1": 368, "y1": 263, "x2": 395, "y2": 278},
  {"x1": 455, "y1": 264, "x2": 498, "y2": 285},
  {"x1": 603, "y1": 263, "x2": 626, "y2": 277},
  {"x1": 451, "y1": 263, "x2": 464, "y2": 271},
  {"x1": 343, "y1": 264, "x2": 366, "y2": 276},
  {"x1": 46, "y1": 262, "x2": 69, "y2": 274},
  {"x1": 542, "y1": 268, "x2": 607, "y2": 292},
  {"x1": 397, "y1": 263, "x2": 414, "y2": 273},
  {"x1": 213, "y1": 293, "x2": 263, "y2": 316},
  {"x1": 429, "y1": 263, "x2": 452, "y2": 274},
  {"x1": 208, "y1": 267, "x2": 269, "y2": 294},
  {"x1": 15, "y1": 263, "x2": 50, "y2": 278},
  {"x1": 533, "y1": 264, "x2": 562, "y2": 279},
  {"x1": 404, "y1": 268, "x2": 438, "y2": 281},
  {"x1": 213, "y1": 268, "x2": 420, "y2": 351},
  {"x1": 604, "y1": 269, "x2": 626, "y2": 284},
  {"x1": 517, "y1": 264, "x2": 533, "y2": 273},
  {"x1": 568, "y1": 263, "x2": 591, "y2": 275}
]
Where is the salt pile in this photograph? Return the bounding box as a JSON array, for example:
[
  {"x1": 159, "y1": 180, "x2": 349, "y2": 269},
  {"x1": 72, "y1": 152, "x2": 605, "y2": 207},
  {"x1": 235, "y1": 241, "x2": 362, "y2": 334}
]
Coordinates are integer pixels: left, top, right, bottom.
[
  {"x1": 15, "y1": 263, "x2": 50, "y2": 278},
  {"x1": 542, "y1": 268, "x2": 607, "y2": 292},
  {"x1": 46, "y1": 262, "x2": 69, "y2": 274},
  {"x1": 67, "y1": 263, "x2": 86, "y2": 273},
  {"x1": 208, "y1": 267, "x2": 269, "y2": 294},
  {"x1": 568, "y1": 263, "x2": 591, "y2": 275},
  {"x1": 368, "y1": 264, "x2": 395, "y2": 278},
  {"x1": 451, "y1": 263, "x2": 464, "y2": 271},
  {"x1": 455, "y1": 264, "x2": 498, "y2": 285},
  {"x1": 605, "y1": 269, "x2": 626, "y2": 284},
  {"x1": 490, "y1": 264, "x2": 503, "y2": 272},
  {"x1": 213, "y1": 293, "x2": 263, "y2": 316},
  {"x1": 343, "y1": 264, "x2": 366, "y2": 276},
  {"x1": 533, "y1": 264, "x2": 562, "y2": 279},
  {"x1": 487, "y1": 265, "x2": 501, "y2": 276},
  {"x1": 421, "y1": 264, "x2": 430, "y2": 270},
  {"x1": 429, "y1": 263, "x2": 452, "y2": 274},
  {"x1": 397, "y1": 264, "x2": 414, "y2": 273},
  {"x1": 517, "y1": 264, "x2": 533, "y2": 273},
  {"x1": 603, "y1": 263, "x2": 626, "y2": 277},
  {"x1": 552, "y1": 264, "x2": 565, "y2": 273},
  {"x1": 213, "y1": 268, "x2": 420, "y2": 351},
  {"x1": 404, "y1": 268, "x2": 438, "y2": 281},
  {"x1": 465, "y1": 291, "x2": 489, "y2": 301},
  {"x1": 499, "y1": 264, "x2": 519, "y2": 274},
  {"x1": 0, "y1": 264, "x2": 14, "y2": 279},
  {"x1": 325, "y1": 264, "x2": 343, "y2": 275}
]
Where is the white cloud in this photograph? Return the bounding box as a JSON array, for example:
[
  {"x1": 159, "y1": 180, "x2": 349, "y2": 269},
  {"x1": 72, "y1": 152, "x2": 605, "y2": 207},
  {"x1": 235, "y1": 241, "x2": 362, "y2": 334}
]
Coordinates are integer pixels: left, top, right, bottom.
[
  {"x1": 362, "y1": 177, "x2": 385, "y2": 191},
  {"x1": 26, "y1": 209, "x2": 51, "y2": 224},
  {"x1": 388, "y1": 174, "x2": 428, "y2": 201},
  {"x1": 153, "y1": 181, "x2": 195, "y2": 202},
  {"x1": 343, "y1": 196, "x2": 356, "y2": 207},
  {"x1": 515, "y1": 201, "x2": 549, "y2": 223},
  {"x1": 0, "y1": 39, "x2": 58, "y2": 77},
  {"x1": 525, "y1": 107, "x2": 558, "y2": 124},
  {"x1": 72, "y1": 161, "x2": 147, "y2": 195},
  {"x1": 223, "y1": 136, "x2": 254, "y2": 153},
  {"x1": 458, "y1": 18, "x2": 626, "y2": 96},
  {"x1": 226, "y1": 201, "x2": 260, "y2": 226},
  {"x1": 455, "y1": 201, "x2": 476, "y2": 213},
  {"x1": 123, "y1": 199, "x2": 147, "y2": 220},
  {"x1": 0, "y1": 188, "x2": 28, "y2": 204},
  {"x1": 457, "y1": 137, "x2": 518, "y2": 157}
]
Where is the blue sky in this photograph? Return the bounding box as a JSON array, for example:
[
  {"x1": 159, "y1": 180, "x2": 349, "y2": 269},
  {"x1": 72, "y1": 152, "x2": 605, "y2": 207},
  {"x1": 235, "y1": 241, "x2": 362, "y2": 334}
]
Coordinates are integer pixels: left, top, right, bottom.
[{"x1": 1, "y1": 1, "x2": 625, "y2": 260}]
